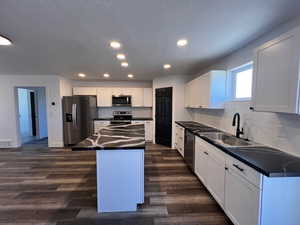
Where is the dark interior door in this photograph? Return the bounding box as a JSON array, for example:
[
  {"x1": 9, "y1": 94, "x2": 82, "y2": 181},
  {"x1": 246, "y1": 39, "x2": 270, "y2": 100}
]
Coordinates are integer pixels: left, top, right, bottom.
[
  {"x1": 29, "y1": 91, "x2": 37, "y2": 136},
  {"x1": 155, "y1": 87, "x2": 172, "y2": 147}
]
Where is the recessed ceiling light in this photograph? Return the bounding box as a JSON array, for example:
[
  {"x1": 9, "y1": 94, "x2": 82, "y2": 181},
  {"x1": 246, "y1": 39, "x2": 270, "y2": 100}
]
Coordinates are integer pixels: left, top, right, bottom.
[
  {"x1": 0, "y1": 35, "x2": 12, "y2": 46},
  {"x1": 78, "y1": 73, "x2": 86, "y2": 78},
  {"x1": 128, "y1": 74, "x2": 134, "y2": 78},
  {"x1": 164, "y1": 64, "x2": 171, "y2": 69},
  {"x1": 110, "y1": 41, "x2": 121, "y2": 49},
  {"x1": 116, "y1": 54, "x2": 126, "y2": 60},
  {"x1": 103, "y1": 73, "x2": 110, "y2": 78},
  {"x1": 121, "y1": 62, "x2": 129, "y2": 67},
  {"x1": 177, "y1": 39, "x2": 188, "y2": 47}
]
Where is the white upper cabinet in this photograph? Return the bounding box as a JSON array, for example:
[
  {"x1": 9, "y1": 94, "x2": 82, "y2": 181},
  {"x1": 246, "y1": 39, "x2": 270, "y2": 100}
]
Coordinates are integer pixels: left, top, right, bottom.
[
  {"x1": 143, "y1": 88, "x2": 153, "y2": 107},
  {"x1": 252, "y1": 26, "x2": 300, "y2": 113},
  {"x1": 131, "y1": 88, "x2": 144, "y2": 107},
  {"x1": 184, "y1": 81, "x2": 192, "y2": 108},
  {"x1": 111, "y1": 88, "x2": 123, "y2": 96},
  {"x1": 96, "y1": 88, "x2": 112, "y2": 107},
  {"x1": 185, "y1": 70, "x2": 227, "y2": 109},
  {"x1": 73, "y1": 87, "x2": 97, "y2": 95},
  {"x1": 73, "y1": 87, "x2": 152, "y2": 107}
]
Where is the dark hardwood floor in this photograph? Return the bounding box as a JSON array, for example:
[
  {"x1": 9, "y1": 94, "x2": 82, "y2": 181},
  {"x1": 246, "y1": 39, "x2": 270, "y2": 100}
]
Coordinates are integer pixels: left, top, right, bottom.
[{"x1": 0, "y1": 141, "x2": 233, "y2": 225}]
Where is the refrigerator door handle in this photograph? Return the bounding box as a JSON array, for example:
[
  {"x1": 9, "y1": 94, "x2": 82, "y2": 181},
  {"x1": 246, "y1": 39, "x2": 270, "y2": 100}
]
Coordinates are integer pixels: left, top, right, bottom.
[
  {"x1": 74, "y1": 104, "x2": 77, "y2": 127},
  {"x1": 72, "y1": 104, "x2": 75, "y2": 127}
]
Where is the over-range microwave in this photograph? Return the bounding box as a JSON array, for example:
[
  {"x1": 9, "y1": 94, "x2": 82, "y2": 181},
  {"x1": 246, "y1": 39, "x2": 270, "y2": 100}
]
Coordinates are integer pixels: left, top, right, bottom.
[{"x1": 112, "y1": 95, "x2": 132, "y2": 107}]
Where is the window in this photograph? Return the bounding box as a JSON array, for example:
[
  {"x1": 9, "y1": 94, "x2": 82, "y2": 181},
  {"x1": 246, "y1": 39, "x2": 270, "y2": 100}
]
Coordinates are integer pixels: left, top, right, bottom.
[{"x1": 230, "y1": 63, "x2": 253, "y2": 100}]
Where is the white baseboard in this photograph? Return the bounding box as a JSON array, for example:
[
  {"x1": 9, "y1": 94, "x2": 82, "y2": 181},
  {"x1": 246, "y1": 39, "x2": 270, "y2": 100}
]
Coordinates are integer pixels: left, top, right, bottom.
[
  {"x1": 48, "y1": 141, "x2": 64, "y2": 148},
  {"x1": 0, "y1": 139, "x2": 20, "y2": 148}
]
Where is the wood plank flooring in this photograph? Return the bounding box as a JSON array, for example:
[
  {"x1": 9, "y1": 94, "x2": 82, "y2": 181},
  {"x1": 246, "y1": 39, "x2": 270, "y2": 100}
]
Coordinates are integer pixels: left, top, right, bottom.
[{"x1": 0, "y1": 141, "x2": 233, "y2": 225}]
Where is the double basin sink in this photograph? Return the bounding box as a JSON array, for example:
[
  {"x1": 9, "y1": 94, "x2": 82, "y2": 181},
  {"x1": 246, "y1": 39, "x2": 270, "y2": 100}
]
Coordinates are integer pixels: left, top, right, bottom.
[{"x1": 197, "y1": 132, "x2": 260, "y2": 148}]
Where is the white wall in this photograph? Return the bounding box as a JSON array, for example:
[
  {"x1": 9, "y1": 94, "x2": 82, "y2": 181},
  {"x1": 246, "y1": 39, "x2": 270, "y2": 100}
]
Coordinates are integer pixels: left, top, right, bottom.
[
  {"x1": 0, "y1": 75, "x2": 72, "y2": 148},
  {"x1": 153, "y1": 74, "x2": 193, "y2": 148},
  {"x1": 19, "y1": 87, "x2": 48, "y2": 140},
  {"x1": 190, "y1": 16, "x2": 300, "y2": 157}
]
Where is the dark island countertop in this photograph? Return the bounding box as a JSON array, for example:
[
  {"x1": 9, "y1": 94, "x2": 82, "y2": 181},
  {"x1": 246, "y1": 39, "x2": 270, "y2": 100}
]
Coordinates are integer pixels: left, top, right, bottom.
[
  {"x1": 94, "y1": 117, "x2": 153, "y2": 121},
  {"x1": 72, "y1": 123, "x2": 145, "y2": 151},
  {"x1": 176, "y1": 121, "x2": 300, "y2": 177}
]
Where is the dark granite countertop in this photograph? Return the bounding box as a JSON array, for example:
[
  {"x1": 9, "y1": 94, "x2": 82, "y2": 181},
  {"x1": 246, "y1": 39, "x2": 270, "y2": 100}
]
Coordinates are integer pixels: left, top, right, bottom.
[
  {"x1": 72, "y1": 123, "x2": 145, "y2": 151},
  {"x1": 176, "y1": 121, "x2": 300, "y2": 177},
  {"x1": 94, "y1": 117, "x2": 153, "y2": 121}
]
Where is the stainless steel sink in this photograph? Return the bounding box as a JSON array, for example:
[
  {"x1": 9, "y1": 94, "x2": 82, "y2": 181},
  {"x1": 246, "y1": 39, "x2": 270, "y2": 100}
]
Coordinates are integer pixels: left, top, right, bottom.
[{"x1": 199, "y1": 132, "x2": 261, "y2": 148}]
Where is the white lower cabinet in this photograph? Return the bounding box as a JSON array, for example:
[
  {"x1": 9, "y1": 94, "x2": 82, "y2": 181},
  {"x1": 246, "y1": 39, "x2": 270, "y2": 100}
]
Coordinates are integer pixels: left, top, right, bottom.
[
  {"x1": 205, "y1": 150, "x2": 226, "y2": 208},
  {"x1": 195, "y1": 137, "x2": 225, "y2": 207},
  {"x1": 194, "y1": 135, "x2": 300, "y2": 225},
  {"x1": 94, "y1": 120, "x2": 110, "y2": 133},
  {"x1": 145, "y1": 121, "x2": 153, "y2": 142},
  {"x1": 132, "y1": 121, "x2": 153, "y2": 142},
  {"x1": 225, "y1": 168, "x2": 261, "y2": 225},
  {"x1": 174, "y1": 124, "x2": 184, "y2": 157},
  {"x1": 195, "y1": 138, "x2": 208, "y2": 183}
]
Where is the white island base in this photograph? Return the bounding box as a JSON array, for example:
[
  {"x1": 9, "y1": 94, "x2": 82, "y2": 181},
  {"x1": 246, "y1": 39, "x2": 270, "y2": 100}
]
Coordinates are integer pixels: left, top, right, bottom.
[{"x1": 96, "y1": 149, "x2": 144, "y2": 213}]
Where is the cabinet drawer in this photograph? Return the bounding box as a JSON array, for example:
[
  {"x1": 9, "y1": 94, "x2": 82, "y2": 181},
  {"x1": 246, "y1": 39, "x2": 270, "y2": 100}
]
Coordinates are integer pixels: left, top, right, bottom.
[
  {"x1": 226, "y1": 156, "x2": 262, "y2": 189},
  {"x1": 196, "y1": 137, "x2": 226, "y2": 161}
]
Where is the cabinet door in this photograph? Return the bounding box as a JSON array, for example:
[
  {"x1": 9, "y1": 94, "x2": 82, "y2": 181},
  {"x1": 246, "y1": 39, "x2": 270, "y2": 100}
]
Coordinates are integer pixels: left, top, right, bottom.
[
  {"x1": 143, "y1": 88, "x2": 153, "y2": 107},
  {"x1": 73, "y1": 87, "x2": 97, "y2": 95},
  {"x1": 97, "y1": 88, "x2": 112, "y2": 107},
  {"x1": 205, "y1": 149, "x2": 226, "y2": 207},
  {"x1": 199, "y1": 74, "x2": 210, "y2": 108},
  {"x1": 194, "y1": 137, "x2": 208, "y2": 184},
  {"x1": 145, "y1": 121, "x2": 153, "y2": 141},
  {"x1": 94, "y1": 121, "x2": 110, "y2": 133},
  {"x1": 225, "y1": 169, "x2": 261, "y2": 225},
  {"x1": 111, "y1": 88, "x2": 123, "y2": 96},
  {"x1": 252, "y1": 27, "x2": 300, "y2": 113},
  {"x1": 132, "y1": 88, "x2": 144, "y2": 107},
  {"x1": 191, "y1": 78, "x2": 201, "y2": 108},
  {"x1": 184, "y1": 82, "x2": 192, "y2": 108},
  {"x1": 122, "y1": 88, "x2": 133, "y2": 96}
]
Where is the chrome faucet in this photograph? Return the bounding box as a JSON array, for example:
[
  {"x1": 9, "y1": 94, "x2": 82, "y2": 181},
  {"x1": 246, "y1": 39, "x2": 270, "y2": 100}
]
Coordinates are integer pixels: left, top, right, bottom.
[{"x1": 232, "y1": 113, "x2": 244, "y2": 138}]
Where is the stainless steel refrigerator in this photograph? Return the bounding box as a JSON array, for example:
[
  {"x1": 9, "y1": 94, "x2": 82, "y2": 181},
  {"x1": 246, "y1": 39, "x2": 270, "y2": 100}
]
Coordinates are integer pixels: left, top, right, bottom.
[{"x1": 62, "y1": 95, "x2": 97, "y2": 145}]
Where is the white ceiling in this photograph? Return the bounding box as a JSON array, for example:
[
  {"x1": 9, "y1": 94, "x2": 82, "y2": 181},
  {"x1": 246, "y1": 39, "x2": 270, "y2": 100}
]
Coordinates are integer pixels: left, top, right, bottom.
[{"x1": 1, "y1": 0, "x2": 300, "y2": 81}]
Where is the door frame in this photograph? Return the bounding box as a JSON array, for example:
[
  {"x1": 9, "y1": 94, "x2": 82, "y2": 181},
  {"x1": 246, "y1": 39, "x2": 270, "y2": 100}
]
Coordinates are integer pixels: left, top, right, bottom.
[
  {"x1": 154, "y1": 87, "x2": 173, "y2": 147},
  {"x1": 15, "y1": 87, "x2": 48, "y2": 145}
]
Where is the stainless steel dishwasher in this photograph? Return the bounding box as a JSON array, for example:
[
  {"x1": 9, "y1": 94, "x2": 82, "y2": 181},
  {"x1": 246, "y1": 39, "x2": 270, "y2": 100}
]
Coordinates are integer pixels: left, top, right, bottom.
[{"x1": 184, "y1": 130, "x2": 195, "y2": 171}]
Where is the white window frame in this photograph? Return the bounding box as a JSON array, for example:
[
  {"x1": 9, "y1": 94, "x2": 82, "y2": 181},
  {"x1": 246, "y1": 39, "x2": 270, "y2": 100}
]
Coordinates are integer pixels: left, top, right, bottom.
[{"x1": 229, "y1": 62, "x2": 253, "y2": 101}]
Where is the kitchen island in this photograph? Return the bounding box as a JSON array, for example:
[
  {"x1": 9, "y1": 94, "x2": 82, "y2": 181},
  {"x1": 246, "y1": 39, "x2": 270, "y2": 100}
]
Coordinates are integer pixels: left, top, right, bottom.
[{"x1": 72, "y1": 123, "x2": 145, "y2": 213}]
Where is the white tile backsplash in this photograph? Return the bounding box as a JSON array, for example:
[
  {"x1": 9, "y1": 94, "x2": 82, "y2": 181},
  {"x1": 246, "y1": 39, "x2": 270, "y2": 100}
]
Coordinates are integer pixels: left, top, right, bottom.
[
  {"x1": 98, "y1": 107, "x2": 152, "y2": 118},
  {"x1": 191, "y1": 101, "x2": 300, "y2": 157}
]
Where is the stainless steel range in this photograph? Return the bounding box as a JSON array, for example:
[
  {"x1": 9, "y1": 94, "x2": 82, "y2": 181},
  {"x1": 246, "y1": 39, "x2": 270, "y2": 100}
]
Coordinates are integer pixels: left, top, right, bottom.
[{"x1": 111, "y1": 111, "x2": 133, "y2": 124}]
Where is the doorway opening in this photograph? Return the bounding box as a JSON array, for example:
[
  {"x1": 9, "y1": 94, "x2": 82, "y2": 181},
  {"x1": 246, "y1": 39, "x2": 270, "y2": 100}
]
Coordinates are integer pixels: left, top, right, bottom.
[
  {"x1": 155, "y1": 87, "x2": 173, "y2": 147},
  {"x1": 17, "y1": 87, "x2": 48, "y2": 145}
]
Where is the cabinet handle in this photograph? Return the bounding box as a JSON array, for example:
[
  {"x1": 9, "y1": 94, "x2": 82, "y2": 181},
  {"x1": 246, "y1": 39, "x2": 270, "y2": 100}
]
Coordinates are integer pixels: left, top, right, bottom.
[
  {"x1": 225, "y1": 167, "x2": 228, "y2": 171},
  {"x1": 204, "y1": 151, "x2": 209, "y2": 155},
  {"x1": 249, "y1": 107, "x2": 254, "y2": 110},
  {"x1": 233, "y1": 164, "x2": 244, "y2": 172}
]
